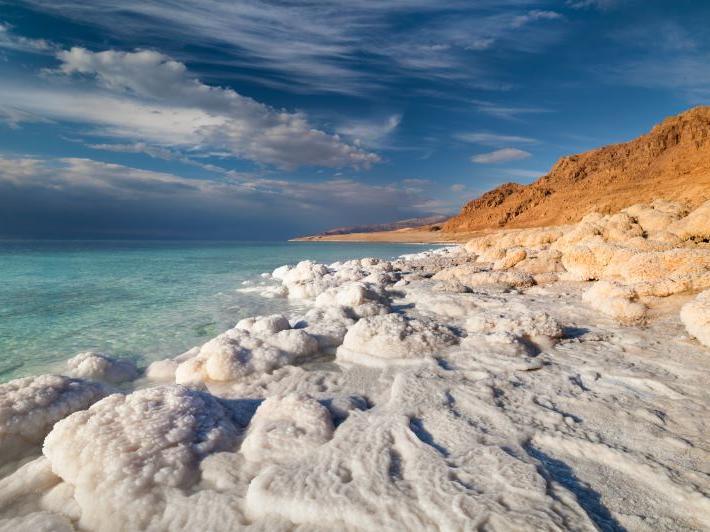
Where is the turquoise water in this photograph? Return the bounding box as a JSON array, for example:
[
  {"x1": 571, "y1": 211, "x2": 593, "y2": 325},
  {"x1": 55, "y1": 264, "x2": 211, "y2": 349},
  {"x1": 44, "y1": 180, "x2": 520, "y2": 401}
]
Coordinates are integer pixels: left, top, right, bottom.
[{"x1": 0, "y1": 240, "x2": 432, "y2": 381}]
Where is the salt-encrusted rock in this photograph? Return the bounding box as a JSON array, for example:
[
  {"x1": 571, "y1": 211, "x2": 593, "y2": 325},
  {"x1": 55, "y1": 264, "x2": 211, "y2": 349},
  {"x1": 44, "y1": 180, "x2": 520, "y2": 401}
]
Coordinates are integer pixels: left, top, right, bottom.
[
  {"x1": 582, "y1": 281, "x2": 647, "y2": 325},
  {"x1": 175, "y1": 319, "x2": 319, "y2": 384},
  {"x1": 0, "y1": 375, "x2": 105, "y2": 465},
  {"x1": 336, "y1": 313, "x2": 458, "y2": 367},
  {"x1": 668, "y1": 200, "x2": 710, "y2": 241},
  {"x1": 43, "y1": 386, "x2": 241, "y2": 531},
  {"x1": 515, "y1": 248, "x2": 564, "y2": 275},
  {"x1": 494, "y1": 247, "x2": 527, "y2": 270},
  {"x1": 465, "y1": 310, "x2": 563, "y2": 341},
  {"x1": 66, "y1": 351, "x2": 139, "y2": 384},
  {"x1": 680, "y1": 290, "x2": 710, "y2": 347},
  {"x1": 241, "y1": 394, "x2": 334, "y2": 464},
  {"x1": 434, "y1": 266, "x2": 535, "y2": 289},
  {"x1": 622, "y1": 200, "x2": 687, "y2": 233},
  {"x1": 294, "y1": 307, "x2": 356, "y2": 350},
  {"x1": 560, "y1": 242, "x2": 636, "y2": 281},
  {"x1": 0, "y1": 511, "x2": 75, "y2": 532},
  {"x1": 314, "y1": 282, "x2": 386, "y2": 309},
  {"x1": 235, "y1": 314, "x2": 290, "y2": 335},
  {"x1": 145, "y1": 359, "x2": 179, "y2": 382}
]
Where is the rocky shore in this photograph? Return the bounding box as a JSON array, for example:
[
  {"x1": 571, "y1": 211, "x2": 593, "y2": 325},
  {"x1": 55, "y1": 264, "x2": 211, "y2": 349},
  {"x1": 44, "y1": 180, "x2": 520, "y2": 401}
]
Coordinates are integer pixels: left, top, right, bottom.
[{"x1": 1, "y1": 199, "x2": 709, "y2": 531}]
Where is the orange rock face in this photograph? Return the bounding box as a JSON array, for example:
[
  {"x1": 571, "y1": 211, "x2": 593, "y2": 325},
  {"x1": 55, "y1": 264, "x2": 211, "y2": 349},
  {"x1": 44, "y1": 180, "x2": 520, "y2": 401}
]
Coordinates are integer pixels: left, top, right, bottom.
[{"x1": 444, "y1": 106, "x2": 710, "y2": 232}]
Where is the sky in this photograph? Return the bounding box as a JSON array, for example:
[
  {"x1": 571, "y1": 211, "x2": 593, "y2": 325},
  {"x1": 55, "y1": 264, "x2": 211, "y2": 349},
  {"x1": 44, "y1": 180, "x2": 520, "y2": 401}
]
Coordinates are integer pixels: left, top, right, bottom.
[{"x1": 0, "y1": 0, "x2": 708, "y2": 240}]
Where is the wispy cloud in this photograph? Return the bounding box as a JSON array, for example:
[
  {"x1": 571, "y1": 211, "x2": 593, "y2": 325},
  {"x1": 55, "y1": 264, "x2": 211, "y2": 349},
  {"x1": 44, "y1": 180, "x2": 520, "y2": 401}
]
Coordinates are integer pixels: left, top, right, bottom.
[
  {"x1": 17, "y1": 1, "x2": 567, "y2": 95},
  {"x1": 454, "y1": 132, "x2": 537, "y2": 146},
  {"x1": 566, "y1": 0, "x2": 627, "y2": 10},
  {"x1": 2, "y1": 47, "x2": 378, "y2": 169},
  {"x1": 472, "y1": 100, "x2": 552, "y2": 120},
  {"x1": 0, "y1": 22, "x2": 56, "y2": 53},
  {"x1": 471, "y1": 148, "x2": 531, "y2": 164},
  {"x1": 336, "y1": 114, "x2": 402, "y2": 148}
]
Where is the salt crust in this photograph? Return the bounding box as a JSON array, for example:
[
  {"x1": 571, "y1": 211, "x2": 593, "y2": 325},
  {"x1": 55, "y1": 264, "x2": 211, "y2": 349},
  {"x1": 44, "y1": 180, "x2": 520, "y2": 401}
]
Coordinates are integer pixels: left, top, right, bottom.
[
  {"x1": 1, "y1": 200, "x2": 710, "y2": 531},
  {"x1": 0, "y1": 375, "x2": 105, "y2": 466},
  {"x1": 65, "y1": 352, "x2": 139, "y2": 384},
  {"x1": 680, "y1": 289, "x2": 710, "y2": 347}
]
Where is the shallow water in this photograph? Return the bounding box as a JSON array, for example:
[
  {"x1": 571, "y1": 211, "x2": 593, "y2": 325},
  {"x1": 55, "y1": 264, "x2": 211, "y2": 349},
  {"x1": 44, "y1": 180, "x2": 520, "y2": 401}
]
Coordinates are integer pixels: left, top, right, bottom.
[{"x1": 0, "y1": 240, "x2": 431, "y2": 381}]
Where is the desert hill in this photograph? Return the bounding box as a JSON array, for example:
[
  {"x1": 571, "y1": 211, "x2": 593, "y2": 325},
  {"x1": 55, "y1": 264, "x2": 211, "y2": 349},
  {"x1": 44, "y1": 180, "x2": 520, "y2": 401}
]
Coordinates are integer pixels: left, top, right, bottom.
[{"x1": 443, "y1": 106, "x2": 710, "y2": 232}]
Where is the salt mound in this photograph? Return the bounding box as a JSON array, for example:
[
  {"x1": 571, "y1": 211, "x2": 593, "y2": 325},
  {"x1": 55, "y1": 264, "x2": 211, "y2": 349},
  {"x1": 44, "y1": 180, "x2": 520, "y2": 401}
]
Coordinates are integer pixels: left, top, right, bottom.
[
  {"x1": 582, "y1": 281, "x2": 647, "y2": 324},
  {"x1": 175, "y1": 316, "x2": 318, "y2": 384},
  {"x1": 315, "y1": 281, "x2": 386, "y2": 309},
  {"x1": 680, "y1": 290, "x2": 710, "y2": 347},
  {"x1": 0, "y1": 375, "x2": 105, "y2": 465},
  {"x1": 66, "y1": 352, "x2": 139, "y2": 384},
  {"x1": 336, "y1": 313, "x2": 458, "y2": 367},
  {"x1": 235, "y1": 314, "x2": 290, "y2": 334},
  {"x1": 271, "y1": 258, "x2": 397, "y2": 301},
  {"x1": 434, "y1": 265, "x2": 535, "y2": 289},
  {"x1": 0, "y1": 511, "x2": 74, "y2": 532},
  {"x1": 241, "y1": 394, "x2": 334, "y2": 464},
  {"x1": 668, "y1": 199, "x2": 710, "y2": 241},
  {"x1": 622, "y1": 200, "x2": 687, "y2": 233},
  {"x1": 465, "y1": 309, "x2": 563, "y2": 342},
  {"x1": 43, "y1": 385, "x2": 240, "y2": 531},
  {"x1": 293, "y1": 307, "x2": 356, "y2": 350}
]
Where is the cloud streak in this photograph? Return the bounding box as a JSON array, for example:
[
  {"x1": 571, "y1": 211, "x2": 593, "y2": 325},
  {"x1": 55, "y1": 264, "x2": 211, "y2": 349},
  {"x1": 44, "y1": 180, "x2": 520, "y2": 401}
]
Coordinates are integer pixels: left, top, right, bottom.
[
  {"x1": 17, "y1": 1, "x2": 567, "y2": 95},
  {"x1": 3, "y1": 47, "x2": 378, "y2": 169},
  {"x1": 471, "y1": 148, "x2": 531, "y2": 164}
]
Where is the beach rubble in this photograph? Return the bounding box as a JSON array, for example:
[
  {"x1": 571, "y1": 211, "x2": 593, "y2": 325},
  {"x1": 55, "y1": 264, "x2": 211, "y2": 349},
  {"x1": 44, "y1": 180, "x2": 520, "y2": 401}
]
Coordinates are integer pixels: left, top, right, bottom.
[{"x1": 1, "y1": 199, "x2": 709, "y2": 531}]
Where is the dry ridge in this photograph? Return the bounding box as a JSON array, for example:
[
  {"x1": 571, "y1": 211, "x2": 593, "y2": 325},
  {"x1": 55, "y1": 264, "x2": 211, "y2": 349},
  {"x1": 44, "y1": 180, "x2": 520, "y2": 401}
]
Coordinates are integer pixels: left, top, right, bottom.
[{"x1": 444, "y1": 106, "x2": 710, "y2": 232}]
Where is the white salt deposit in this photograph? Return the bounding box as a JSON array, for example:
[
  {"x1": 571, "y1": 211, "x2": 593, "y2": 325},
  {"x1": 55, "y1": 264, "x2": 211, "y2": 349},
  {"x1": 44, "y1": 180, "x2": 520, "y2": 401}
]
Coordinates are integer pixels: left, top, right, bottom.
[
  {"x1": 2, "y1": 200, "x2": 710, "y2": 531},
  {"x1": 65, "y1": 352, "x2": 139, "y2": 384},
  {"x1": 241, "y1": 394, "x2": 334, "y2": 464},
  {"x1": 0, "y1": 375, "x2": 105, "y2": 466},
  {"x1": 680, "y1": 289, "x2": 710, "y2": 347},
  {"x1": 336, "y1": 313, "x2": 458, "y2": 367}
]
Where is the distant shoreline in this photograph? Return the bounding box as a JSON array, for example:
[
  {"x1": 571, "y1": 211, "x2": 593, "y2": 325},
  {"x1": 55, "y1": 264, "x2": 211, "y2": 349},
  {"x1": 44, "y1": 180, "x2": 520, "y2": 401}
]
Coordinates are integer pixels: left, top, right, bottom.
[{"x1": 290, "y1": 227, "x2": 484, "y2": 244}]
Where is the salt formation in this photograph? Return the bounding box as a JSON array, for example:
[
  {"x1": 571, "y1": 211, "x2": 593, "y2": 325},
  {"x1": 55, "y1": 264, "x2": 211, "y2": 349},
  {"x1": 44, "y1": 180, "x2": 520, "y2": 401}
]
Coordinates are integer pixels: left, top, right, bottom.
[
  {"x1": 0, "y1": 375, "x2": 105, "y2": 466},
  {"x1": 245, "y1": 369, "x2": 596, "y2": 530},
  {"x1": 241, "y1": 394, "x2": 334, "y2": 464},
  {"x1": 336, "y1": 313, "x2": 458, "y2": 367},
  {"x1": 174, "y1": 315, "x2": 318, "y2": 384},
  {"x1": 2, "y1": 199, "x2": 710, "y2": 531},
  {"x1": 582, "y1": 281, "x2": 647, "y2": 324},
  {"x1": 681, "y1": 289, "x2": 710, "y2": 347},
  {"x1": 42, "y1": 386, "x2": 241, "y2": 531},
  {"x1": 65, "y1": 352, "x2": 139, "y2": 384}
]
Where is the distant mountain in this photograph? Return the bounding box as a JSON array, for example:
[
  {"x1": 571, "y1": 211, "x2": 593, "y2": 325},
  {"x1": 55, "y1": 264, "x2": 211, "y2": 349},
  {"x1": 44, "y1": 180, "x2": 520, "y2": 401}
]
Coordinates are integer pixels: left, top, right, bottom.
[
  {"x1": 444, "y1": 106, "x2": 710, "y2": 232},
  {"x1": 315, "y1": 215, "x2": 449, "y2": 236}
]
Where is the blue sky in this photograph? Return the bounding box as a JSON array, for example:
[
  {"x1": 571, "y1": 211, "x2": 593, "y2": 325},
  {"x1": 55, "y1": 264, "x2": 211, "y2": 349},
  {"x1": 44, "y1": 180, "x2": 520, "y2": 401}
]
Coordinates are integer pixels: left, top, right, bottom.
[{"x1": 0, "y1": 0, "x2": 708, "y2": 239}]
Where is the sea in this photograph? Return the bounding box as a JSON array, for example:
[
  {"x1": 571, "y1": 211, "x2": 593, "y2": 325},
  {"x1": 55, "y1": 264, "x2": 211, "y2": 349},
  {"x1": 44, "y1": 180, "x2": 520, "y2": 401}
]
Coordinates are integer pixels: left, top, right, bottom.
[{"x1": 0, "y1": 240, "x2": 434, "y2": 382}]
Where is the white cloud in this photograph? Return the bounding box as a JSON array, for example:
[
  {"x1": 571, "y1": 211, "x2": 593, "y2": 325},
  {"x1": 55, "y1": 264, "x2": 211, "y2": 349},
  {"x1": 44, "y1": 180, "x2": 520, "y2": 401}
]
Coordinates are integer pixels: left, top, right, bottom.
[
  {"x1": 511, "y1": 10, "x2": 562, "y2": 29},
  {"x1": 472, "y1": 100, "x2": 552, "y2": 120},
  {"x1": 471, "y1": 148, "x2": 531, "y2": 164},
  {"x1": 450, "y1": 184, "x2": 466, "y2": 192},
  {"x1": 0, "y1": 23, "x2": 56, "y2": 53},
  {"x1": 454, "y1": 132, "x2": 537, "y2": 146},
  {"x1": 0, "y1": 106, "x2": 52, "y2": 129},
  {"x1": 18, "y1": 1, "x2": 568, "y2": 94},
  {"x1": 566, "y1": 0, "x2": 625, "y2": 9},
  {"x1": 2, "y1": 47, "x2": 378, "y2": 169},
  {"x1": 337, "y1": 115, "x2": 401, "y2": 147}
]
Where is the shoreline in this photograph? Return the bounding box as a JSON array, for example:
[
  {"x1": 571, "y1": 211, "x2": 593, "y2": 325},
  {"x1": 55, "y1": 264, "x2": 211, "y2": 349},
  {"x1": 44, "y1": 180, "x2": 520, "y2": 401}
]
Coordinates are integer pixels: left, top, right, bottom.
[{"x1": 1, "y1": 200, "x2": 709, "y2": 531}]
